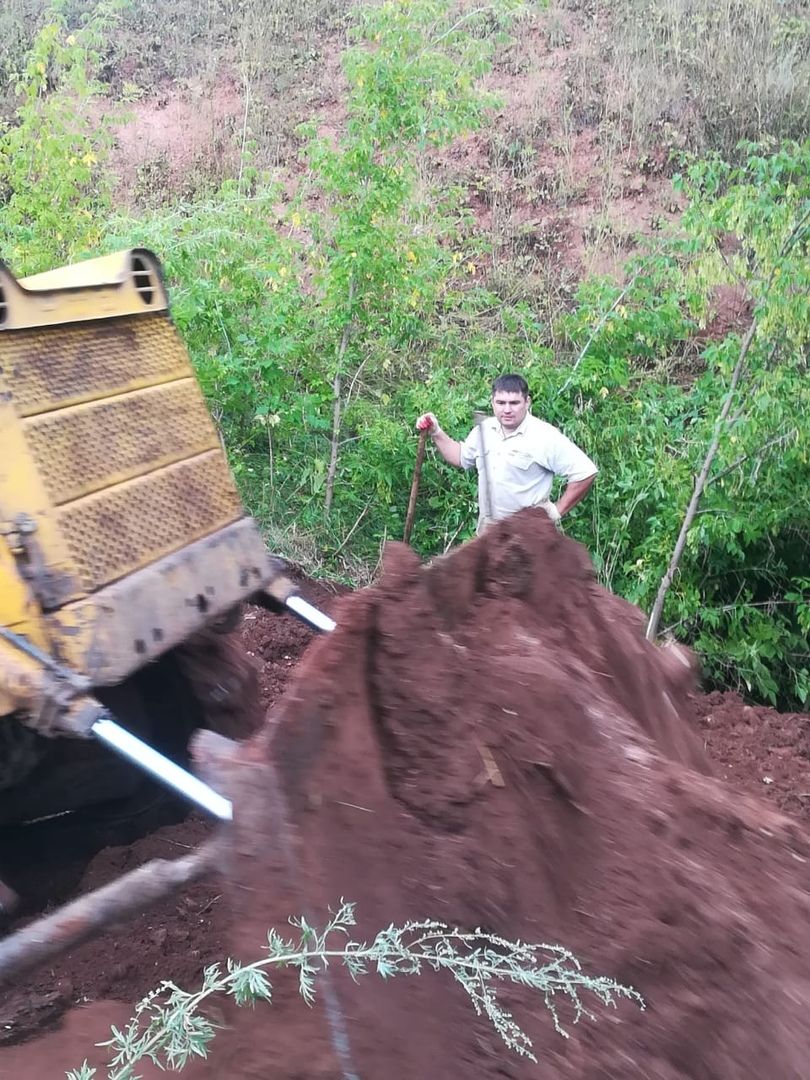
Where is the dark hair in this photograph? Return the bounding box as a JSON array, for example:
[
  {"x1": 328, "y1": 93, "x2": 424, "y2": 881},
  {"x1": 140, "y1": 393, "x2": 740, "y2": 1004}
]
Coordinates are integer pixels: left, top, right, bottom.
[{"x1": 491, "y1": 373, "x2": 529, "y2": 398}]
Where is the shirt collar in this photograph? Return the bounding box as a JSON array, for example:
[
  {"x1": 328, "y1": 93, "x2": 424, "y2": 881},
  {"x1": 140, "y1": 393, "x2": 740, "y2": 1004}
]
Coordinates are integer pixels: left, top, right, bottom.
[{"x1": 487, "y1": 413, "x2": 530, "y2": 438}]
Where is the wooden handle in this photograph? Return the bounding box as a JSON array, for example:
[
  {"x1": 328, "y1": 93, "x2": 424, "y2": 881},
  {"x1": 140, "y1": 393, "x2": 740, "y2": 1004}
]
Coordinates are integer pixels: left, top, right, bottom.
[{"x1": 403, "y1": 429, "x2": 429, "y2": 544}]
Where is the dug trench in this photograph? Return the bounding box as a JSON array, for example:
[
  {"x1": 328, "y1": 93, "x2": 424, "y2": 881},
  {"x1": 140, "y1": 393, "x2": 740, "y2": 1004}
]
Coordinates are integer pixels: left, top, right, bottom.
[{"x1": 2, "y1": 509, "x2": 810, "y2": 1078}]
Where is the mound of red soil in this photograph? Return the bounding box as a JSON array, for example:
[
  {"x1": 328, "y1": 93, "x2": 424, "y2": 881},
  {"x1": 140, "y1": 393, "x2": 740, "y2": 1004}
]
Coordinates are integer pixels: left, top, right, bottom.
[
  {"x1": 4, "y1": 519, "x2": 810, "y2": 1080},
  {"x1": 205, "y1": 509, "x2": 809, "y2": 1080}
]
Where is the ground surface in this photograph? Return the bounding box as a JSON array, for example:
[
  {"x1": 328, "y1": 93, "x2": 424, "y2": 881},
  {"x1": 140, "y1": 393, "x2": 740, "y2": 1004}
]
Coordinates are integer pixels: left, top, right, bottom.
[
  {"x1": 0, "y1": 576, "x2": 340, "y2": 1070},
  {"x1": 1, "y1": 533, "x2": 809, "y2": 1078}
]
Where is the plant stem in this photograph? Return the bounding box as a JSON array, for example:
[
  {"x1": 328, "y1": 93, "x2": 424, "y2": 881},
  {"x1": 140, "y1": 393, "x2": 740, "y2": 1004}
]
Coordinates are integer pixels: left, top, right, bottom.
[
  {"x1": 267, "y1": 424, "x2": 275, "y2": 494},
  {"x1": 325, "y1": 277, "x2": 355, "y2": 514},
  {"x1": 646, "y1": 317, "x2": 758, "y2": 641},
  {"x1": 333, "y1": 499, "x2": 372, "y2": 557}
]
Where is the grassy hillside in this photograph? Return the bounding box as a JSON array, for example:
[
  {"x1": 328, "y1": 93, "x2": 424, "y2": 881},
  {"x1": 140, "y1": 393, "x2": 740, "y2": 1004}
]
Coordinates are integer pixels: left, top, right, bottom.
[{"x1": 0, "y1": 0, "x2": 807, "y2": 707}]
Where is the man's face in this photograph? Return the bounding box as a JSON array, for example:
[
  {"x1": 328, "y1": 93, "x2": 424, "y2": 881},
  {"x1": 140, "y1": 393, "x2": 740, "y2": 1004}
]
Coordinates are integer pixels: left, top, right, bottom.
[{"x1": 492, "y1": 390, "x2": 530, "y2": 431}]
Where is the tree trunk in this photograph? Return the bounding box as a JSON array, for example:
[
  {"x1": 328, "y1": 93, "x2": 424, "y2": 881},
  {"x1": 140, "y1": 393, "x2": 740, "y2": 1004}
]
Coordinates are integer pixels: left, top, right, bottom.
[
  {"x1": 646, "y1": 318, "x2": 757, "y2": 642},
  {"x1": 324, "y1": 280, "x2": 355, "y2": 514}
]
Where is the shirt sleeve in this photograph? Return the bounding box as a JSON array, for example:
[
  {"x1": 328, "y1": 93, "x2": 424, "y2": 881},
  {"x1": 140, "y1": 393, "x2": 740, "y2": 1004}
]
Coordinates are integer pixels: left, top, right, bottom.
[
  {"x1": 534, "y1": 424, "x2": 598, "y2": 482},
  {"x1": 459, "y1": 427, "x2": 479, "y2": 471}
]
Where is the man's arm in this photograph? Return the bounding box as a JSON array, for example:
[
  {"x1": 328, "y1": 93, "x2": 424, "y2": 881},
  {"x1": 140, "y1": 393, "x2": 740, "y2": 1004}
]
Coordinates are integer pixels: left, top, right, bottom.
[
  {"x1": 537, "y1": 424, "x2": 598, "y2": 519},
  {"x1": 416, "y1": 413, "x2": 463, "y2": 468},
  {"x1": 555, "y1": 474, "x2": 595, "y2": 517}
]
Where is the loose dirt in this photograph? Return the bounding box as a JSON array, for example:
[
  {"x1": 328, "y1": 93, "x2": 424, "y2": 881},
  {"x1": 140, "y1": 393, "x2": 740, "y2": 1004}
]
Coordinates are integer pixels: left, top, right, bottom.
[
  {"x1": 2, "y1": 516, "x2": 810, "y2": 1079},
  {"x1": 696, "y1": 690, "x2": 810, "y2": 825}
]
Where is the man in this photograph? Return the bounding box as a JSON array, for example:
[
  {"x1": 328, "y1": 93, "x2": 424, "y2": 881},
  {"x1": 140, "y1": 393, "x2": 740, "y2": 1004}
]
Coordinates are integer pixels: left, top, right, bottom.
[{"x1": 416, "y1": 373, "x2": 597, "y2": 532}]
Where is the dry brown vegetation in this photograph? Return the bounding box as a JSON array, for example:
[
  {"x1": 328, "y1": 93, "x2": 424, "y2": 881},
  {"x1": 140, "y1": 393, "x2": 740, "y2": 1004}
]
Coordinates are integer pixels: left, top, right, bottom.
[{"x1": 2, "y1": 0, "x2": 807, "y2": 280}]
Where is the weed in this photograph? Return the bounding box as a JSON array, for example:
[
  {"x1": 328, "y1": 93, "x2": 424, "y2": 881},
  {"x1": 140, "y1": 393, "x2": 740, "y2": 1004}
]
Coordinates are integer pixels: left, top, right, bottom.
[
  {"x1": 488, "y1": 129, "x2": 538, "y2": 178},
  {"x1": 67, "y1": 900, "x2": 643, "y2": 1078}
]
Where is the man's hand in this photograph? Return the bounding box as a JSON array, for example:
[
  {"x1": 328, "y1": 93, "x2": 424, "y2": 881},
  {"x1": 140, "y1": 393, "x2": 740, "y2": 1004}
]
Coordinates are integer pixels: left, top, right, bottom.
[
  {"x1": 416, "y1": 412, "x2": 442, "y2": 436},
  {"x1": 415, "y1": 412, "x2": 462, "y2": 467},
  {"x1": 541, "y1": 501, "x2": 562, "y2": 528}
]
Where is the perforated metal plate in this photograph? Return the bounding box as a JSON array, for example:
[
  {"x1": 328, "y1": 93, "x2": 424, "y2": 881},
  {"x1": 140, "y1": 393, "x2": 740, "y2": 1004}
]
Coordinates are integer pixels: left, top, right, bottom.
[
  {"x1": 0, "y1": 313, "x2": 190, "y2": 417},
  {"x1": 22, "y1": 379, "x2": 220, "y2": 505},
  {"x1": 57, "y1": 451, "x2": 243, "y2": 591}
]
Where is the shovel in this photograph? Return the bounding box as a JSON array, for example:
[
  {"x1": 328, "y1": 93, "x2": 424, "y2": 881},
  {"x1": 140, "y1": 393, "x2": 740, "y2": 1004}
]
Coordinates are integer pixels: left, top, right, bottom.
[{"x1": 403, "y1": 428, "x2": 429, "y2": 544}]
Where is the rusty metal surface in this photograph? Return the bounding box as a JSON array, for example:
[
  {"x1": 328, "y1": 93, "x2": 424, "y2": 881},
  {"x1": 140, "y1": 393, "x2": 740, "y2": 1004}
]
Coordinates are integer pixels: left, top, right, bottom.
[
  {"x1": 23, "y1": 379, "x2": 219, "y2": 505},
  {"x1": 0, "y1": 249, "x2": 169, "y2": 332},
  {"x1": 0, "y1": 398, "x2": 85, "y2": 624},
  {"x1": 56, "y1": 450, "x2": 242, "y2": 593},
  {"x1": 0, "y1": 312, "x2": 190, "y2": 418},
  {"x1": 47, "y1": 517, "x2": 284, "y2": 684}
]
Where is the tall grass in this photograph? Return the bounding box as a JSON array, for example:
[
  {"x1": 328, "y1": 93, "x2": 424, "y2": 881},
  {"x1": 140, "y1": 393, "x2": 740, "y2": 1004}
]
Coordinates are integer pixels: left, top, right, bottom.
[{"x1": 605, "y1": 0, "x2": 810, "y2": 154}]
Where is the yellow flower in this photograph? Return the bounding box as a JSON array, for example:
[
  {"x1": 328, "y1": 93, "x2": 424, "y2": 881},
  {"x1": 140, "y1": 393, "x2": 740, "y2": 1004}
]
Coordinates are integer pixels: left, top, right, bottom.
[
  {"x1": 279, "y1": 266, "x2": 288, "y2": 278},
  {"x1": 82, "y1": 152, "x2": 97, "y2": 166},
  {"x1": 599, "y1": 386, "x2": 609, "y2": 398},
  {"x1": 291, "y1": 211, "x2": 302, "y2": 228},
  {"x1": 406, "y1": 250, "x2": 417, "y2": 263},
  {"x1": 466, "y1": 262, "x2": 476, "y2": 274}
]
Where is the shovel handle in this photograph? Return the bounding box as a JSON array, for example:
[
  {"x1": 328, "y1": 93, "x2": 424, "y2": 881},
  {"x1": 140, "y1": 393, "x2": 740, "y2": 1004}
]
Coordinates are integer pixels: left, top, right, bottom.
[{"x1": 403, "y1": 428, "x2": 429, "y2": 544}]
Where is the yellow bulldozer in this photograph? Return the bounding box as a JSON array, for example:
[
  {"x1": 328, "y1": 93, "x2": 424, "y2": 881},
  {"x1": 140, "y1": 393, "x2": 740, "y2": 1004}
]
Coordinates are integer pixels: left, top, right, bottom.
[{"x1": 0, "y1": 249, "x2": 334, "y2": 971}]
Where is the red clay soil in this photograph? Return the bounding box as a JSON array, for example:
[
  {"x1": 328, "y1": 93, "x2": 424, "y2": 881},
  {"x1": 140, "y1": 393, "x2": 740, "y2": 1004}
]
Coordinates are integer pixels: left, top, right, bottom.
[
  {"x1": 3, "y1": 517, "x2": 810, "y2": 1079},
  {"x1": 695, "y1": 690, "x2": 810, "y2": 826}
]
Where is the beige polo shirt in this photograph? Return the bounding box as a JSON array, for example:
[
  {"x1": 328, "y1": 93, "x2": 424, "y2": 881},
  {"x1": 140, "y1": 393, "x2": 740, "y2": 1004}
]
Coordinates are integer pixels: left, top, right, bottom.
[{"x1": 459, "y1": 414, "x2": 597, "y2": 523}]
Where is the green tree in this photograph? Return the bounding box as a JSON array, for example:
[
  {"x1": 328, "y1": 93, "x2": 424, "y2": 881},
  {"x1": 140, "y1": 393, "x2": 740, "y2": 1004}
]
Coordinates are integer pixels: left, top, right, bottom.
[
  {"x1": 645, "y1": 141, "x2": 810, "y2": 702},
  {"x1": 295, "y1": 0, "x2": 521, "y2": 513},
  {"x1": 0, "y1": 0, "x2": 125, "y2": 272}
]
